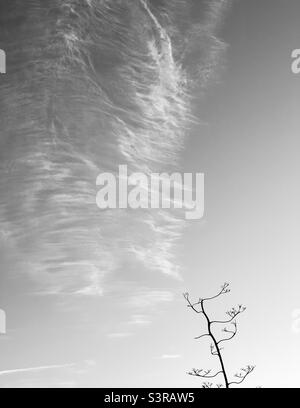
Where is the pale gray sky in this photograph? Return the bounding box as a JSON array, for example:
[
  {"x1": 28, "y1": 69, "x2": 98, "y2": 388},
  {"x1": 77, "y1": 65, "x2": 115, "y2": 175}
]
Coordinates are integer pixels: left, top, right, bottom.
[{"x1": 0, "y1": 0, "x2": 300, "y2": 388}]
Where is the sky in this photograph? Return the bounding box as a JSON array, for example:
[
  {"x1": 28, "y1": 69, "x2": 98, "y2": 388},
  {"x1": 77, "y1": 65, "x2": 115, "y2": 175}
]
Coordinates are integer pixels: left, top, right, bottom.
[{"x1": 0, "y1": 0, "x2": 300, "y2": 388}]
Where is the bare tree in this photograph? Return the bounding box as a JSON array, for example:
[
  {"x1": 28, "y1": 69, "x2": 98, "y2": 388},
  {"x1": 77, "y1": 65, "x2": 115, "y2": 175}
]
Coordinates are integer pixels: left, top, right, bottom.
[{"x1": 183, "y1": 283, "x2": 255, "y2": 388}]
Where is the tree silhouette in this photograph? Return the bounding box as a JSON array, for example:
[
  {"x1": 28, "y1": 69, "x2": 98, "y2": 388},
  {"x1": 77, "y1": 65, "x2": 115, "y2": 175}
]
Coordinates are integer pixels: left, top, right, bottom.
[{"x1": 183, "y1": 283, "x2": 255, "y2": 388}]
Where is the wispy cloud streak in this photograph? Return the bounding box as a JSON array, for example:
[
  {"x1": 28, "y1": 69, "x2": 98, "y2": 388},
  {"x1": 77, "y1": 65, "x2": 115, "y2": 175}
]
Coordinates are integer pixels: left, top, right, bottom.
[
  {"x1": 0, "y1": 0, "x2": 231, "y2": 298},
  {"x1": 0, "y1": 364, "x2": 75, "y2": 377}
]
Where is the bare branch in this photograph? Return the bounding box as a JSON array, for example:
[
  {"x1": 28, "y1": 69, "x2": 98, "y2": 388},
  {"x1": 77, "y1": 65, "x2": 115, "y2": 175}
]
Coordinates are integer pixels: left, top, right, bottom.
[
  {"x1": 210, "y1": 343, "x2": 219, "y2": 356},
  {"x1": 217, "y1": 321, "x2": 237, "y2": 345},
  {"x1": 188, "y1": 368, "x2": 223, "y2": 379},
  {"x1": 202, "y1": 382, "x2": 213, "y2": 388},
  {"x1": 183, "y1": 293, "x2": 202, "y2": 314},
  {"x1": 211, "y1": 305, "x2": 246, "y2": 324},
  {"x1": 194, "y1": 333, "x2": 210, "y2": 340},
  {"x1": 226, "y1": 305, "x2": 246, "y2": 319},
  {"x1": 201, "y1": 282, "x2": 230, "y2": 302},
  {"x1": 229, "y1": 365, "x2": 255, "y2": 386},
  {"x1": 184, "y1": 283, "x2": 254, "y2": 388}
]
